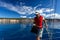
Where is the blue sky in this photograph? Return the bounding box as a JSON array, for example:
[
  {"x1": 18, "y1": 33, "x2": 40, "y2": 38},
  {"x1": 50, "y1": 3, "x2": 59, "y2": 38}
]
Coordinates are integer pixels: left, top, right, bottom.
[{"x1": 0, "y1": 0, "x2": 60, "y2": 19}]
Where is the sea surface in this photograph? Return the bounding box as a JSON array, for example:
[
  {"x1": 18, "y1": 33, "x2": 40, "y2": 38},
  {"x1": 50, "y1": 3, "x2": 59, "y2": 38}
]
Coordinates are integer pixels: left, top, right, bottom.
[{"x1": 0, "y1": 21, "x2": 60, "y2": 40}]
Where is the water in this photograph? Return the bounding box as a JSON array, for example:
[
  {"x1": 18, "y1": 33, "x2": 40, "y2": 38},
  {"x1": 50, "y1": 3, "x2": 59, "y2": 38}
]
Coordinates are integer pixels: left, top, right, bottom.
[{"x1": 0, "y1": 21, "x2": 60, "y2": 40}]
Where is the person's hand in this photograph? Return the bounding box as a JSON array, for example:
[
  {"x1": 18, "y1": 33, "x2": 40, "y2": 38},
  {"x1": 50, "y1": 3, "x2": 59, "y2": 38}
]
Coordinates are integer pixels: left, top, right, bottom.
[
  {"x1": 33, "y1": 24, "x2": 36, "y2": 26},
  {"x1": 46, "y1": 25, "x2": 48, "y2": 28}
]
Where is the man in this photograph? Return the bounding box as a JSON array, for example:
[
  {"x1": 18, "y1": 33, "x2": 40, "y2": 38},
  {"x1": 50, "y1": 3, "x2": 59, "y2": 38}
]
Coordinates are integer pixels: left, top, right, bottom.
[{"x1": 33, "y1": 12, "x2": 48, "y2": 40}]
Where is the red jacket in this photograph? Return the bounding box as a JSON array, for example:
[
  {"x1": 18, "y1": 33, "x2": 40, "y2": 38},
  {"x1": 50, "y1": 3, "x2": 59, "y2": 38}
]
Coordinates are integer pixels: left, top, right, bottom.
[{"x1": 34, "y1": 15, "x2": 43, "y2": 29}]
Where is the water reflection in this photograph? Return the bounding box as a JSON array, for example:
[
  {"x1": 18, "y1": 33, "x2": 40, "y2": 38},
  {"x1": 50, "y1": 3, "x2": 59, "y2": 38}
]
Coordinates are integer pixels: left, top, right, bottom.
[
  {"x1": 0, "y1": 22, "x2": 33, "y2": 40},
  {"x1": 0, "y1": 19, "x2": 60, "y2": 40}
]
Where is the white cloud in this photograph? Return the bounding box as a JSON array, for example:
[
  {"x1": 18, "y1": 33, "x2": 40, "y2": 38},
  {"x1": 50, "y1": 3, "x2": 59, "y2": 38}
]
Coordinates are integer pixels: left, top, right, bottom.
[
  {"x1": 35, "y1": 8, "x2": 44, "y2": 13},
  {"x1": 20, "y1": 16, "x2": 27, "y2": 18},
  {"x1": 0, "y1": 1, "x2": 54, "y2": 14},
  {"x1": 35, "y1": 8, "x2": 54, "y2": 13},
  {"x1": 34, "y1": 4, "x2": 42, "y2": 11},
  {"x1": 45, "y1": 8, "x2": 54, "y2": 12},
  {"x1": 40, "y1": 13, "x2": 46, "y2": 17},
  {"x1": 1, "y1": 1, "x2": 59, "y2": 19},
  {"x1": 46, "y1": 13, "x2": 60, "y2": 19},
  {"x1": 28, "y1": 17, "x2": 32, "y2": 18},
  {"x1": 0, "y1": 1, "x2": 34, "y2": 15}
]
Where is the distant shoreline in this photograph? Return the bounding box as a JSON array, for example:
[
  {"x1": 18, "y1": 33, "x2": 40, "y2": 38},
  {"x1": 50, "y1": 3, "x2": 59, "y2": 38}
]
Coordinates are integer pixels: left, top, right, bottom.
[
  {"x1": 0, "y1": 18, "x2": 60, "y2": 24},
  {"x1": 0, "y1": 18, "x2": 60, "y2": 20},
  {"x1": 0, "y1": 18, "x2": 34, "y2": 19}
]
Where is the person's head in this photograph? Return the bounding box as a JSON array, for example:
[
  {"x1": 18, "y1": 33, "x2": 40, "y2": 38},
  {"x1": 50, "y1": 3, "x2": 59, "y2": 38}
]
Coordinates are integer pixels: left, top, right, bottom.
[{"x1": 35, "y1": 12, "x2": 40, "y2": 17}]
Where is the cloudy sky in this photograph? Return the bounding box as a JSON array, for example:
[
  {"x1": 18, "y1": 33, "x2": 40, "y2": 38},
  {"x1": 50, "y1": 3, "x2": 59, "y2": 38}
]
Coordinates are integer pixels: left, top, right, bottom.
[{"x1": 0, "y1": 0, "x2": 60, "y2": 19}]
